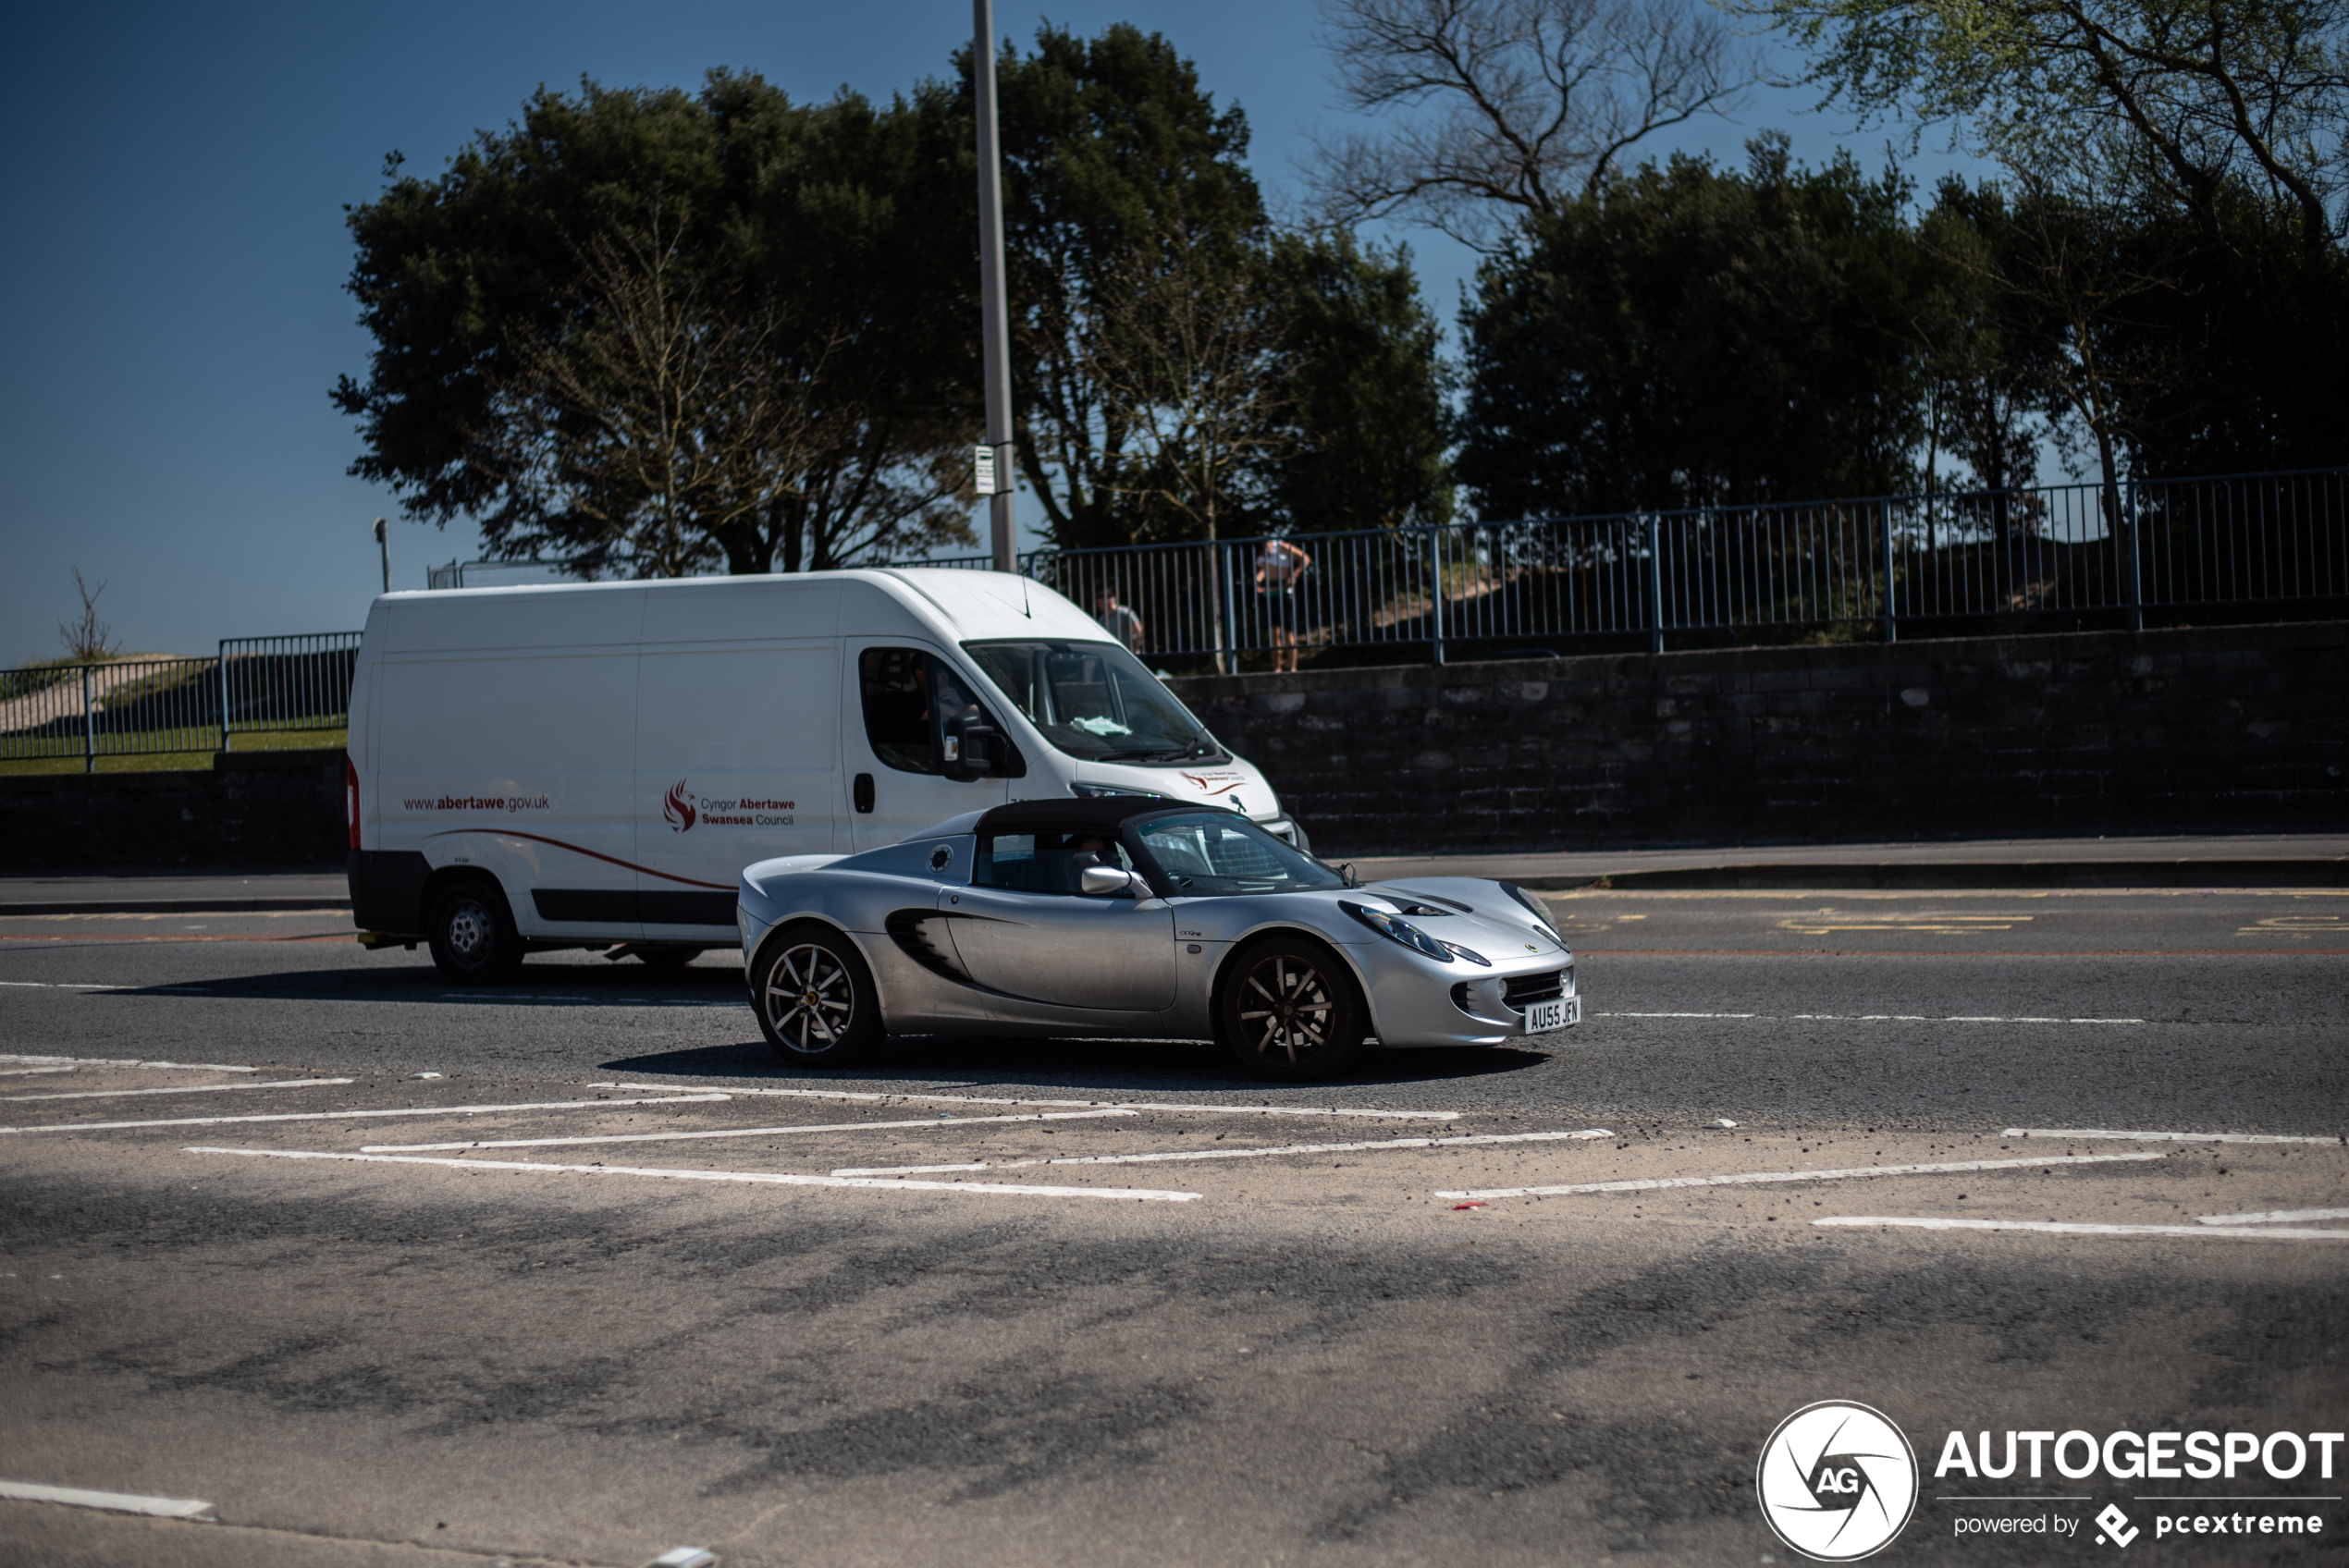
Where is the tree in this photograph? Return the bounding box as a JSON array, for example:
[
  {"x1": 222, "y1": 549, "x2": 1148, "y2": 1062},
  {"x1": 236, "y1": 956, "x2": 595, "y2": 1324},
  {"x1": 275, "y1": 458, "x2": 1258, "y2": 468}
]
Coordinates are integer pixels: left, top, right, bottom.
[
  {"x1": 1266, "y1": 230, "x2": 1454, "y2": 534},
  {"x1": 57, "y1": 568, "x2": 117, "y2": 663},
  {"x1": 1457, "y1": 137, "x2": 1927, "y2": 518},
  {"x1": 1310, "y1": 0, "x2": 1759, "y2": 249},
  {"x1": 335, "y1": 74, "x2": 975, "y2": 576},
  {"x1": 967, "y1": 23, "x2": 1269, "y2": 550},
  {"x1": 1743, "y1": 0, "x2": 2349, "y2": 252}
]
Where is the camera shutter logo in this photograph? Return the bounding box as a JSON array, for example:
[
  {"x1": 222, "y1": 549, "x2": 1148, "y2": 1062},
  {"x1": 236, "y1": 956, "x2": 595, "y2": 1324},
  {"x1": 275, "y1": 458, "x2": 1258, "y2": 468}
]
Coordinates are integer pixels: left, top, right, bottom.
[{"x1": 1755, "y1": 1401, "x2": 1919, "y2": 1561}]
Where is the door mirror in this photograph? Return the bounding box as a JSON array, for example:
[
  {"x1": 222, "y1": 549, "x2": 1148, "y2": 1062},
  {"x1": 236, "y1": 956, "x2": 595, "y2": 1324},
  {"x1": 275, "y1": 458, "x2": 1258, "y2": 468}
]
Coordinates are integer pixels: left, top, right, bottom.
[
  {"x1": 943, "y1": 714, "x2": 1023, "y2": 781},
  {"x1": 1078, "y1": 864, "x2": 1138, "y2": 898}
]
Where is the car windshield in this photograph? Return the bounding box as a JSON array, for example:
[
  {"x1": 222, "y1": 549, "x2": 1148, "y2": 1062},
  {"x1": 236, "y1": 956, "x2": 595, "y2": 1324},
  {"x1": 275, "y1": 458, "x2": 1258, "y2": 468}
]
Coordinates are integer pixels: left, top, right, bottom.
[
  {"x1": 963, "y1": 640, "x2": 1224, "y2": 764},
  {"x1": 1132, "y1": 811, "x2": 1346, "y2": 897}
]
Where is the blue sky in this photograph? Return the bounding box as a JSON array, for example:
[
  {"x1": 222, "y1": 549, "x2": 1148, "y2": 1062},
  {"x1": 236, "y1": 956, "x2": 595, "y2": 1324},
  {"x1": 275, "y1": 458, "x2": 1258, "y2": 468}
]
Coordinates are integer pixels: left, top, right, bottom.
[{"x1": 0, "y1": 0, "x2": 1977, "y2": 665}]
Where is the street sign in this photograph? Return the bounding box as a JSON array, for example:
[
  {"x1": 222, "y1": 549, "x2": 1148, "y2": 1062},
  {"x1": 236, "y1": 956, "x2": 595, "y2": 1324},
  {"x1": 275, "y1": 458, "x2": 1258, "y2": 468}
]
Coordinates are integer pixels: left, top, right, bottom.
[{"x1": 974, "y1": 444, "x2": 998, "y2": 496}]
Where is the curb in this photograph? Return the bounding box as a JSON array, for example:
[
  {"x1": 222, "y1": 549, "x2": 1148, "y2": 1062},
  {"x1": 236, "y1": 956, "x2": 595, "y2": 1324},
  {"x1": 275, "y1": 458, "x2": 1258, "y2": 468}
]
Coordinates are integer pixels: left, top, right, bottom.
[
  {"x1": 0, "y1": 897, "x2": 353, "y2": 917},
  {"x1": 1502, "y1": 859, "x2": 2349, "y2": 892}
]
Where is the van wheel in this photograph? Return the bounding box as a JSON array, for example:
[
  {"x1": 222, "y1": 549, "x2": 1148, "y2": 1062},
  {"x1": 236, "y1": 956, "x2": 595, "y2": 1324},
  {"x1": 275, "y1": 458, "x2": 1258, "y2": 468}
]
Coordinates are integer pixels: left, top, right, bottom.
[
  {"x1": 427, "y1": 877, "x2": 524, "y2": 986},
  {"x1": 1220, "y1": 937, "x2": 1365, "y2": 1082},
  {"x1": 753, "y1": 927, "x2": 882, "y2": 1067}
]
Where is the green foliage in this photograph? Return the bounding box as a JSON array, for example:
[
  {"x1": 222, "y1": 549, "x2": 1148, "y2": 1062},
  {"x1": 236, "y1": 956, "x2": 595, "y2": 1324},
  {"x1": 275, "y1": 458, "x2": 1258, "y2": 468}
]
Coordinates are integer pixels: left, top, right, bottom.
[
  {"x1": 1266, "y1": 230, "x2": 1453, "y2": 533},
  {"x1": 1458, "y1": 137, "x2": 1928, "y2": 517},
  {"x1": 334, "y1": 74, "x2": 977, "y2": 574}
]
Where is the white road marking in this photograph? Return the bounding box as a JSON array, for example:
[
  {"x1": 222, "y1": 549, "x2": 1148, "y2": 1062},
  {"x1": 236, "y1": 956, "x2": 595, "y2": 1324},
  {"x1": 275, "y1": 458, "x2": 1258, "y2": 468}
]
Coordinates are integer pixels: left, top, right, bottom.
[
  {"x1": 0, "y1": 1094, "x2": 731, "y2": 1136},
  {"x1": 2004, "y1": 1127, "x2": 2346, "y2": 1145},
  {"x1": 363, "y1": 1108, "x2": 1138, "y2": 1153},
  {"x1": 833, "y1": 1163, "x2": 990, "y2": 1176},
  {"x1": 0, "y1": 1067, "x2": 76, "y2": 1076},
  {"x1": 186, "y1": 1145, "x2": 1199, "y2": 1202},
  {"x1": 0, "y1": 981, "x2": 120, "y2": 989},
  {"x1": 0, "y1": 1479, "x2": 215, "y2": 1519},
  {"x1": 0, "y1": 1053, "x2": 257, "y2": 1072},
  {"x1": 2197, "y1": 1207, "x2": 2349, "y2": 1226},
  {"x1": 1818, "y1": 1217, "x2": 2349, "y2": 1242},
  {"x1": 1603, "y1": 1011, "x2": 2145, "y2": 1024},
  {"x1": 1437, "y1": 1152, "x2": 2163, "y2": 1200},
  {"x1": 1004, "y1": 1128, "x2": 1617, "y2": 1170},
  {"x1": 1, "y1": 1077, "x2": 351, "y2": 1103},
  {"x1": 590, "y1": 1082, "x2": 1459, "y2": 1121}
]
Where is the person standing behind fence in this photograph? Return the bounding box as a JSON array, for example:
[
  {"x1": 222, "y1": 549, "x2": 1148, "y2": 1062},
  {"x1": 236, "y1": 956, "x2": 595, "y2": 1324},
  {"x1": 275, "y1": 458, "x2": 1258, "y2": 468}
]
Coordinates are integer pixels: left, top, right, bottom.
[
  {"x1": 1255, "y1": 538, "x2": 1311, "y2": 673},
  {"x1": 1092, "y1": 588, "x2": 1145, "y2": 654}
]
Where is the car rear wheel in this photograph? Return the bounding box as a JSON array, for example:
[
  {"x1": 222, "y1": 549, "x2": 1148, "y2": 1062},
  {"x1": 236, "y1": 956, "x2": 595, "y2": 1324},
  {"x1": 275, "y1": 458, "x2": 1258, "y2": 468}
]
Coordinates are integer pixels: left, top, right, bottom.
[
  {"x1": 1221, "y1": 937, "x2": 1365, "y2": 1082},
  {"x1": 753, "y1": 927, "x2": 882, "y2": 1068},
  {"x1": 426, "y1": 876, "x2": 525, "y2": 986}
]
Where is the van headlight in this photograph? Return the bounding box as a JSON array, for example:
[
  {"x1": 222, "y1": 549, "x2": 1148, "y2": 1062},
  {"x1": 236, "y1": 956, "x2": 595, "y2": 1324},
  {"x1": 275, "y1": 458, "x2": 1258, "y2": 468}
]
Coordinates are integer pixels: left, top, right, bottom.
[
  {"x1": 1071, "y1": 783, "x2": 1163, "y2": 799},
  {"x1": 1342, "y1": 900, "x2": 1455, "y2": 962}
]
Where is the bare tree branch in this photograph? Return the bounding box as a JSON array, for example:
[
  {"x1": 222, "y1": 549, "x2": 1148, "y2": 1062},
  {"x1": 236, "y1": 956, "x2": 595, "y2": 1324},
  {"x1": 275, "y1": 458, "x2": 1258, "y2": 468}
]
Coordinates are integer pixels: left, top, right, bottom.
[{"x1": 1310, "y1": 0, "x2": 1760, "y2": 248}]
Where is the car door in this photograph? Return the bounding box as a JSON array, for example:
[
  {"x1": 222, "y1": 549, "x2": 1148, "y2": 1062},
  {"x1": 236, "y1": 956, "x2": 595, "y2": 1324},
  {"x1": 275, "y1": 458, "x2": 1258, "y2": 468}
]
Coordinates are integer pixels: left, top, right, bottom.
[
  {"x1": 842, "y1": 639, "x2": 1011, "y2": 851},
  {"x1": 943, "y1": 825, "x2": 1176, "y2": 1011}
]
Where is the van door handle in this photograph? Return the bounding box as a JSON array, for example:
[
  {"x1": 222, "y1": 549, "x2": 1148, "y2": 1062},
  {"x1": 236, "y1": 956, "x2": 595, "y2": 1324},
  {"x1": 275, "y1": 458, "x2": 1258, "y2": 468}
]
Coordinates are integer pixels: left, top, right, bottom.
[{"x1": 853, "y1": 773, "x2": 875, "y2": 813}]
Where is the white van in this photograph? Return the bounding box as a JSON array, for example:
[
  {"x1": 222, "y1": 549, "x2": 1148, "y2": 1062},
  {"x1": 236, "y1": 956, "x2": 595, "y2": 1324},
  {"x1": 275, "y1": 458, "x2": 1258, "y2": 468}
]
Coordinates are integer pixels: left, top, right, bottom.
[{"x1": 344, "y1": 569, "x2": 1302, "y2": 983}]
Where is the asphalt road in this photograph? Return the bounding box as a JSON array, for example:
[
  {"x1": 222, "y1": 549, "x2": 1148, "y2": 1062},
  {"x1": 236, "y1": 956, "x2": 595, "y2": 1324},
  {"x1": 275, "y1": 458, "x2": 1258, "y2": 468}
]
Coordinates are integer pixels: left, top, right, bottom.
[{"x1": 1, "y1": 889, "x2": 2343, "y2": 1567}]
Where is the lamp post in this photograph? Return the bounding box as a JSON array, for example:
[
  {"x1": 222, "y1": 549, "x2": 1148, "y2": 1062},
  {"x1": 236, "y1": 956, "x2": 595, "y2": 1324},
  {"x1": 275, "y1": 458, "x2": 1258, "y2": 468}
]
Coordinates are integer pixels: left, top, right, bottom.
[
  {"x1": 372, "y1": 517, "x2": 389, "y2": 594},
  {"x1": 974, "y1": 0, "x2": 1017, "y2": 573}
]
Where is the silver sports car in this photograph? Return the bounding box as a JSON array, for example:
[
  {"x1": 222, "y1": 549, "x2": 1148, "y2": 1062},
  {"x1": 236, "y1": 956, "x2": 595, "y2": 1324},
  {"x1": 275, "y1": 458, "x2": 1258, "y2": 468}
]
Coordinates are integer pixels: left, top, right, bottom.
[{"x1": 736, "y1": 798, "x2": 1580, "y2": 1082}]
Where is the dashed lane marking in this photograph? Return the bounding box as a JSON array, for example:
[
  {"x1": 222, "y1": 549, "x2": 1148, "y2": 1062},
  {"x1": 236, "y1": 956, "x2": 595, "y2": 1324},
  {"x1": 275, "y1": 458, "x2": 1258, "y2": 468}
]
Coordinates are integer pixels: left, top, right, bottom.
[
  {"x1": 363, "y1": 1108, "x2": 1139, "y2": 1153},
  {"x1": 591, "y1": 1082, "x2": 1460, "y2": 1121},
  {"x1": 2198, "y1": 1207, "x2": 2349, "y2": 1226},
  {"x1": 186, "y1": 1145, "x2": 1200, "y2": 1202},
  {"x1": 0, "y1": 1067, "x2": 76, "y2": 1076},
  {"x1": 1818, "y1": 1216, "x2": 2349, "y2": 1242},
  {"x1": 833, "y1": 1163, "x2": 990, "y2": 1176},
  {"x1": 0, "y1": 1053, "x2": 256, "y2": 1072},
  {"x1": 1, "y1": 1076, "x2": 351, "y2": 1103},
  {"x1": 0, "y1": 1094, "x2": 731, "y2": 1136},
  {"x1": 0, "y1": 1480, "x2": 215, "y2": 1520},
  {"x1": 1437, "y1": 1152, "x2": 2163, "y2": 1200},
  {"x1": 2004, "y1": 1127, "x2": 2347, "y2": 1145},
  {"x1": 994, "y1": 1127, "x2": 1616, "y2": 1170},
  {"x1": 1604, "y1": 1011, "x2": 2146, "y2": 1023}
]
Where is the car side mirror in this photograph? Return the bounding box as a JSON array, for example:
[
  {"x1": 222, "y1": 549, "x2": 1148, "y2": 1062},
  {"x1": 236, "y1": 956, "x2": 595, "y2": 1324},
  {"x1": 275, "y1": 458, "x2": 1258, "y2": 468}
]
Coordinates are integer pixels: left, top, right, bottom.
[{"x1": 1078, "y1": 864, "x2": 1138, "y2": 898}]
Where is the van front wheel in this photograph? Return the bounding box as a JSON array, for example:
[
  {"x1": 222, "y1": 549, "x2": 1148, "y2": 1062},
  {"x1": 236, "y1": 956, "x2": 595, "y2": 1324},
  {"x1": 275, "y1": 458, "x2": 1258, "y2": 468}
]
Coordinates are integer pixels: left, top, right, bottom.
[
  {"x1": 754, "y1": 928, "x2": 882, "y2": 1068},
  {"x1": 426, "y1": 877, "x2": 524, "y2": 986}
]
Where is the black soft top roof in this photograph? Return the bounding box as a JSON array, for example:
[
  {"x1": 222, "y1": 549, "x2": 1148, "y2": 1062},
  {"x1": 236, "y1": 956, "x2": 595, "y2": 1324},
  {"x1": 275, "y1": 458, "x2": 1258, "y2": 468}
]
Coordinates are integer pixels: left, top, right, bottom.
[{"x1": 973, "y1": 796, "x2": 1205, "y2": 837}]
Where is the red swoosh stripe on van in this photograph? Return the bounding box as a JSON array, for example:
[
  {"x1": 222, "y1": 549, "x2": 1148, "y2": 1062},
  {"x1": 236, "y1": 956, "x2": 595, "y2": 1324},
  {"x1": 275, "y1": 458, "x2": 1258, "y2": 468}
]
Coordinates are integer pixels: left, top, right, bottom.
[{"x1": 423, "y1": 829, "x2": 734, "y2": 890}]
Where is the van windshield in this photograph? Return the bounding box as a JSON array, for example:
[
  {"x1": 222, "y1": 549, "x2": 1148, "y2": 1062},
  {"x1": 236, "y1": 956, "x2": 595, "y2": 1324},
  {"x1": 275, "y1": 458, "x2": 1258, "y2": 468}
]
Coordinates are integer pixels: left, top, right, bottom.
[{"x1": 963, "y1": 640, "x2": 1225, "y2": 764}]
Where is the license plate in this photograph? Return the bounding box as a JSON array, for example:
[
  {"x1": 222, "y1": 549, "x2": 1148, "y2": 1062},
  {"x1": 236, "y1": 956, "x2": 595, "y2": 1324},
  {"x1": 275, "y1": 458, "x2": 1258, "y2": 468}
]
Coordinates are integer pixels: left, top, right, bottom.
[{"x1": 1520, "y1": 996, "x2": 1574, "y2": 1034}]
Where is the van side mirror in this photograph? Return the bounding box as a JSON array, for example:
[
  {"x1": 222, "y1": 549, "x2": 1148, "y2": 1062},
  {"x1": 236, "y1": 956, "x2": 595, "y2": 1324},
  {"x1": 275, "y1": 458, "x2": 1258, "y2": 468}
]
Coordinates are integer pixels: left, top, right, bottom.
[
  {"x1": 1078, "y1": 864, "x2": 1138, "y2": 897},
  {"x1": 943, "y1": 715, "x2": 1024, "y2": 781}
]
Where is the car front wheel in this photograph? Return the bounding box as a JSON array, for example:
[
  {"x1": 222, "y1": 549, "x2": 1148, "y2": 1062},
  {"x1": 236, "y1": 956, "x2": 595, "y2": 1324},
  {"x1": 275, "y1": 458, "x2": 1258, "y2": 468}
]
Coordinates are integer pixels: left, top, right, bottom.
[
  {"x1": 1221, "y1": 937, "x2": 1366, "y2": 1082},
  {"x1": 753, "y1": 927, "x2": 882, "y2": 1068}
]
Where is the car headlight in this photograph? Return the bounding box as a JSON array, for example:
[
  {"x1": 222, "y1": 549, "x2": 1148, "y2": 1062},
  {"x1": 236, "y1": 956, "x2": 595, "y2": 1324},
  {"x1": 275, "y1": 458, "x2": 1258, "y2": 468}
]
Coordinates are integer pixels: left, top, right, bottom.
[
  {"x1": 1342, "y1": 900, "x2": 1455, "y2": 962},
  {"x1": 1499, "y1": 881, "x2": 1565, "y2": 943},
  {"x1": 1071, "y1": 783, "x2": 1165, "y2": 799}
]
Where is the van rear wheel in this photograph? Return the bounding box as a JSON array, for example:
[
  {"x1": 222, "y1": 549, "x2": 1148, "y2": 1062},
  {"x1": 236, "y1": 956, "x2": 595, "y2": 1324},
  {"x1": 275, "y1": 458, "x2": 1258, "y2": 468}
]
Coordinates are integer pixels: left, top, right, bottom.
[
  {"x1": 753, "y1": 927, "x2": 882, "y2": 1068},
  {"x1": 426, "y1": 877, "x2": 524, "y2": 986}
]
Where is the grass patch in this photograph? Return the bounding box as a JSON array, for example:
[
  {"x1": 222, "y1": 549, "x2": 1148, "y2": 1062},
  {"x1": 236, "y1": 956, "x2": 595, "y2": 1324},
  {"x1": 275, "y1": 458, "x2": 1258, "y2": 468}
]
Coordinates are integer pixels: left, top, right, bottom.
[{"x1": 0, "y1": 728, "x2": 345, "y2": 776}]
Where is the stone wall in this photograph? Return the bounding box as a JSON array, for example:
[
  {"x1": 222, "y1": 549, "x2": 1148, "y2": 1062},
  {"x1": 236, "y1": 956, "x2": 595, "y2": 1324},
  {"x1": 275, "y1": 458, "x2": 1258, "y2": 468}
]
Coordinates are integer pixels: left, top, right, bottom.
[
  {"x1": 0, "y1": 749, "x2": 347, "y2": 872},
  {"x1": 1167, "y1": 622, "x2": 2349, "y2": 856}
]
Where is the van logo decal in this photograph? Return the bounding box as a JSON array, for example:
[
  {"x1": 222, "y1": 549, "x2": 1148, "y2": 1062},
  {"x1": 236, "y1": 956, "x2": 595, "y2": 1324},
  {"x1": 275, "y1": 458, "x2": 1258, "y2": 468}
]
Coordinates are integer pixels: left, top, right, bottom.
[
  {"x1": 1178, "y1": 770, "x2": 1246, "y2": 796},
  {"x1": 663, "y1": 780, "x2": 698, "y2": 833}
]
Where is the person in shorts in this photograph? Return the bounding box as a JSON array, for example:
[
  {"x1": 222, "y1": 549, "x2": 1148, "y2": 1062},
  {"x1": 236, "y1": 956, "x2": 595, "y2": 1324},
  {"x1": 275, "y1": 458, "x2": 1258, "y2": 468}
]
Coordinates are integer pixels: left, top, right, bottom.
[
  {"x1": 1255, "y1": 538, "x2": 1311, "y2": 672},
  {"x1": 1092, "y1": 588, "x2": 1145, "y2": 654}
]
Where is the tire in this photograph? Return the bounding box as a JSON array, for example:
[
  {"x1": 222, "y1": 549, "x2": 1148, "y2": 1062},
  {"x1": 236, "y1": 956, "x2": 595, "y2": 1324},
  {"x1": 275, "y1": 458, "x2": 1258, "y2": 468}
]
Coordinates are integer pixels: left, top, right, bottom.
[
  {"x1": 426, "y1": 876, "x2": 525, "y2": 986},
  {"x1": 752, "y1": 926, "x2": 884, "y2": 1068},
  {"x1": 1220, "y1": 936, "x2": 1366, "y2": 1082}
]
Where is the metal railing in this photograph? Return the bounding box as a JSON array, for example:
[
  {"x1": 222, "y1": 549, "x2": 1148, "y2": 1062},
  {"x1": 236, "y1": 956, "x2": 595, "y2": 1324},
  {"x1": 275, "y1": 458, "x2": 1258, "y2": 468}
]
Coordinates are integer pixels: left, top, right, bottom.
[
  {"x1": 896, "y1": 468, "x2": 2349, "y2": 662},
  {"x1": 1, "y1": 632, "x2": 363, "y2": 771}
]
